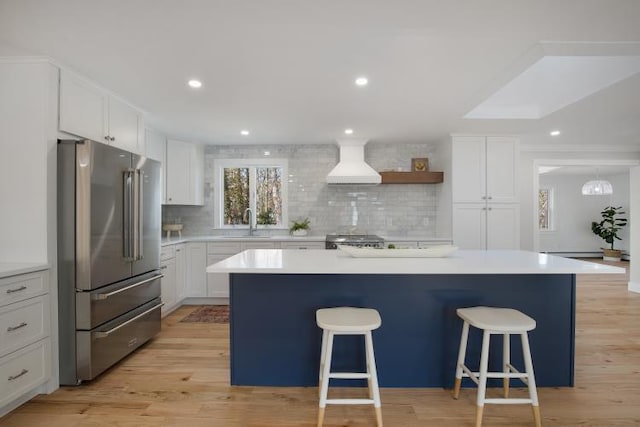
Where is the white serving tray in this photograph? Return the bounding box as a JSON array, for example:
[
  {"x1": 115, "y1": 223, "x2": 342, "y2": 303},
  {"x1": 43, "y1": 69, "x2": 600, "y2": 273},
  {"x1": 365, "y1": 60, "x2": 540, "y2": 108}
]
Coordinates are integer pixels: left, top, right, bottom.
[{"x1": 338, "y1": 245, "x2": 458, "y2": 258}]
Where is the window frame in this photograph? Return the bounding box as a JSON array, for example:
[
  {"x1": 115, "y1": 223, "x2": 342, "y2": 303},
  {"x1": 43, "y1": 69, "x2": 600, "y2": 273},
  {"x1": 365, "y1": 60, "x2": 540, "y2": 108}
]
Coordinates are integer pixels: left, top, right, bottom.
[
  {"x1": 213, "y1": 158, "x2": 289, "y2": 230},
  {"x1": 538, "y1": 187, "x2": 555, "y2": 232}
]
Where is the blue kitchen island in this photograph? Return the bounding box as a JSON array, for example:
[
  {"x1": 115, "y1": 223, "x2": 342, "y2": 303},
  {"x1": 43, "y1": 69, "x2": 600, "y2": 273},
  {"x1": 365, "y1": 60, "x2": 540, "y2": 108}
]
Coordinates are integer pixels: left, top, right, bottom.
[{"x1": 206, "y1": 249, "x2": 623, "y2": 388}]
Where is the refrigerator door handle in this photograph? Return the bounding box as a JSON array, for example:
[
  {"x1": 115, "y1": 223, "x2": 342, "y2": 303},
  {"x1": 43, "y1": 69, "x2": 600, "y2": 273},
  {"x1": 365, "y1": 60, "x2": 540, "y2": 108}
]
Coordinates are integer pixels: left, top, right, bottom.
[
  {"x1": 123, "y1": 170, "x2": 134, "y2": 261},
  {"x1": 137, "y1": 169, "x2": 144, "y2": 260},
  {"x1": 132, "y1": 169, "x2": 139, "y2": 261}
]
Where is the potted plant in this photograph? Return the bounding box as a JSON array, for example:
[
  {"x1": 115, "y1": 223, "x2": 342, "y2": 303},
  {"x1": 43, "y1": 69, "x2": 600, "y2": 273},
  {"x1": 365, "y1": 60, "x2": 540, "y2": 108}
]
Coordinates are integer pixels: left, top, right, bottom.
[
  {"x1": 289, "y1": 218, "x2": 310, "y2": 236},
  {"x1": 591, "y1": 206, "x2": 628, "y2": 261}
]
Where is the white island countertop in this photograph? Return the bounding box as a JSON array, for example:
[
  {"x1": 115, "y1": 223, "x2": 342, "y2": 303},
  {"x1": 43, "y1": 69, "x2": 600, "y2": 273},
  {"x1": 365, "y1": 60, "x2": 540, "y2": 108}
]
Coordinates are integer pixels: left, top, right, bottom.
[{"x1": 206, "y1": 249, "x2": 625, "y2": 275}]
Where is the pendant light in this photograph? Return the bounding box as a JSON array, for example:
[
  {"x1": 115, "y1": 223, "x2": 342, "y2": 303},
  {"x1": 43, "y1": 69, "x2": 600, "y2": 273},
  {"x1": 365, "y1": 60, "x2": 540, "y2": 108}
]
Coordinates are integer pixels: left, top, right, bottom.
[{"x1": 581, "y1": 169, "x2": 613, "y2": 195}]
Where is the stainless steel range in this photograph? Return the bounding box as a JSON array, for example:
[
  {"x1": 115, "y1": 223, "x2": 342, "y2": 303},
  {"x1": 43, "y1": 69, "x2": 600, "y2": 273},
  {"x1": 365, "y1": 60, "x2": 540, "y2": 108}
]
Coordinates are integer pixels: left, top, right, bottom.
[{"x1": 325, "y1": 234, "x2": 385, "y2": 249}]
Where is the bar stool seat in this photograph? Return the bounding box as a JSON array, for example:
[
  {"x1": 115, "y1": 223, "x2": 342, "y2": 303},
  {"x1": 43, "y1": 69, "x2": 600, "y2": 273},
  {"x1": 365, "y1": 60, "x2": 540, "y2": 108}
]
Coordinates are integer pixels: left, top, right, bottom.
[
  {"x1": 316, "y1": 307, "x2": 383, "y2": 427},
  {"x1": 453, "y1": 306, "x2": 542, "y2": 427}
]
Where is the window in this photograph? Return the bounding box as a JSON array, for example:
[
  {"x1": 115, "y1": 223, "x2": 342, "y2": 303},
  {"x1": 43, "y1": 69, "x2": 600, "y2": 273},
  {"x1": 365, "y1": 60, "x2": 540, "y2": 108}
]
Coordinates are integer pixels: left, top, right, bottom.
[
  {"x1": 214, "y1": 159, "x2": 288, "y2": 229},
  {"x1": 538, "y1": 188, "x2": 553, "y2": 231}
]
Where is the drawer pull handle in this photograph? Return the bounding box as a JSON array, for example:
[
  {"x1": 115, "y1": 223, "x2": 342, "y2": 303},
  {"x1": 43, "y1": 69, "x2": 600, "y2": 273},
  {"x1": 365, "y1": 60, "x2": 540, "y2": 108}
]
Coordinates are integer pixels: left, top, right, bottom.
[
  {"x1": 93, "y1": 274, "x2": 163, "y2": 301},
  {"x1": 6, "y1": 285, "x2": 27, "y2": 294},
  {"x1": 8, "y1": 369, "x2": 29, "y2": 381},
  {"x1": 94, "y1": 303, "x2": 163, "y2": 338},
  {"x1": 7, "y1": 322, "x2": 28, "y2": 332}
]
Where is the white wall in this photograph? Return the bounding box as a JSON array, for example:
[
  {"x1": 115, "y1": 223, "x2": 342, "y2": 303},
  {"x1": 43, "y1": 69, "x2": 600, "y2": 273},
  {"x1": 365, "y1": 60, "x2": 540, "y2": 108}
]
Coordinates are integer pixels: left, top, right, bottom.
[
  {"x1": 519, "y1": 150, "x2": 640, "y2": 251},
  {"x1": 630, "y1": 166, "x2": 640, "y2": 292},
  {"x1": 539, "y1": 173, "x2": 630, "y2": 253},
  {"x1": 0, "y1": 60, "x2": 58, "y2": 263}
]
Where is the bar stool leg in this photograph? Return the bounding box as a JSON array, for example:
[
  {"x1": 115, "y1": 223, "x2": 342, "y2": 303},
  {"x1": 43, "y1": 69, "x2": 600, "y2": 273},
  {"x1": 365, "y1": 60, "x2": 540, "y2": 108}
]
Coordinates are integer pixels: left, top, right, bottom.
[
  {"x1": 365, "y1": 331, "x2": 383, "y2": 427},
  {"x1": 318, "y1": 330, "x2": 334, "y2": 427},
  {"x1": 476, "y1": 330, "x2": 491, "y2": 427},
  {"x1": 521, "y1": 332, "x2": 542, "y2": 427},
  {"x1": 503, "y1": 333, "x2": 510, "y2": 398},
  {"x1": 319, "y1": 329, "x2": 328, "y2": 398},
  {"x1": 453, "y1": 321, "x2": 470, "y2": 399}
]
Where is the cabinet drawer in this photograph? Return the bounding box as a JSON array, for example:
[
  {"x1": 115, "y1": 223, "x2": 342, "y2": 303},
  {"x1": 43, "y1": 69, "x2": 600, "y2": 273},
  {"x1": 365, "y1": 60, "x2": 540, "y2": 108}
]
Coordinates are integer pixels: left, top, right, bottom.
[
  {"x1": 0, "y1": 271, "x2": 48, "y2": 307},
  {"x1": 242, "y1": 242, "x2": 278, "y2": 250},
  {"x1": 160, "y1": 245, "x2": 175, "y2": 261},
  {"x1": 417, "y1": 241, "x2": 452, "y2": 248},
  {"x1": 208, "y1": 242, "x2": 242, "y2": 255},
  {"x1": 280, "y1": 242, "x2": 325, "y2": 250},
  {"x1": 0, "y1": 296, "x2": 50, "y2": 358},
  {"x1": 0, "y1": 338, "x2": 51, "y2": 408}
]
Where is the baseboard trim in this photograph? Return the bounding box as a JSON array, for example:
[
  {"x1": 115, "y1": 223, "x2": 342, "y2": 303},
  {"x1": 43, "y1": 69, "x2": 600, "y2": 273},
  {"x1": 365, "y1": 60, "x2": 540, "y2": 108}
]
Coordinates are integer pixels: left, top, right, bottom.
[{"x1": 629, "y1": 281, "x2": 640, "y2": 294}]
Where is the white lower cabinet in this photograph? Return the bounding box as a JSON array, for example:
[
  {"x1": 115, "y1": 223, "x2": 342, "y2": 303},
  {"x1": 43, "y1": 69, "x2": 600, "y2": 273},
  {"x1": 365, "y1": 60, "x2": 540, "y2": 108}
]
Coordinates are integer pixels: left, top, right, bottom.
[
  {"x1": 453, "y1": 203, "x2": 520, "y2": 250},
  {"x1": 175, "y1": 244, "x2": 187, "y2": 301},
  {"x1": 281, "y1": 241, "x2": 325, "y2": 250},
  {"x1": 186, "y1": 243, "x2": 207, "y2": 298},
  {"x1": 206, "y1": 242, "x2": 241, "y2": 299},
  {"x1": 0, "y1": 339, "x2": 51, "y2": 409},
  {"x1": 160, "y1": 257, "x2": 177, "y2": 316},
  {"x1": 0, "y1": 269, "x2": 51, "y2": 416}
]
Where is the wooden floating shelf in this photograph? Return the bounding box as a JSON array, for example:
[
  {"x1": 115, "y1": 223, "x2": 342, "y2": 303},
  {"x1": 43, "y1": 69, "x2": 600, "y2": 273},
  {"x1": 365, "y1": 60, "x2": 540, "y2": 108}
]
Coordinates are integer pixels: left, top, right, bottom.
[{"x1": 379, "y1": 171, "x2": 444, "y2": 184}]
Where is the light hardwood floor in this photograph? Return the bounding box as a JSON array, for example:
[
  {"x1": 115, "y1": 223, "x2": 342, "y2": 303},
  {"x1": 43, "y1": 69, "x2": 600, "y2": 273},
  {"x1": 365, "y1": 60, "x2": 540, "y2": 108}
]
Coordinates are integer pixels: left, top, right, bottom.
[{"x1": 1, "y1": 260, "x2": 639, "y2": 426}]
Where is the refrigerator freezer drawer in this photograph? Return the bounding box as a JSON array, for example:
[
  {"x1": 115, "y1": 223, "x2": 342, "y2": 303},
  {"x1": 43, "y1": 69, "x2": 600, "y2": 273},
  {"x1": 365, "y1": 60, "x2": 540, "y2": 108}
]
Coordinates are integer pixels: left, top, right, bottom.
[
  {"x1": 75, "y1": 299, "x2": 162, "y2": 382},
  {"x1": 76, "y1": 271, "x2": 162, "y2": 330}
]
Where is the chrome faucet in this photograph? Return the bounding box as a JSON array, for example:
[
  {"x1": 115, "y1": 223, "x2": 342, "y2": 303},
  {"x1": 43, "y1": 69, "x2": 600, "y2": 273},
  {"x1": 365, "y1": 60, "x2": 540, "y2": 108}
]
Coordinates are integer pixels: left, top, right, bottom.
[{"x1": 244, "y1": 208, "x2": 256, "y2": 236}]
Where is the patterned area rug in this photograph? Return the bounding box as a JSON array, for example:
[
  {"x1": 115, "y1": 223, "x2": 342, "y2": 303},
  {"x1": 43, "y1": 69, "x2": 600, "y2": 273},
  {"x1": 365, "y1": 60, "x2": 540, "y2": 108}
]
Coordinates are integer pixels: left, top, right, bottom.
[{"x1": 180, "y1": 305, "x2": 229, "y2": 323}]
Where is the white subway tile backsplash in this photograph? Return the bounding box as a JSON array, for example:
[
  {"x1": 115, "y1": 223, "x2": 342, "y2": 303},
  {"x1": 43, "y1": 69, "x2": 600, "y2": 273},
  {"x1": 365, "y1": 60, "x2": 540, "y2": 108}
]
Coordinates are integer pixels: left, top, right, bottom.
[{"x1": 163, "y1": 142, "x2": 442, "y2": 237}]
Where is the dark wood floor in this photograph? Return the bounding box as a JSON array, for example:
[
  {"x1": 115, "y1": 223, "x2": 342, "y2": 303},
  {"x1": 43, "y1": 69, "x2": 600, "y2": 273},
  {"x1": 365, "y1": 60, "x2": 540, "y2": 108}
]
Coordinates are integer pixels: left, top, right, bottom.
[{"x1": 1, "y1": 259, "x2": 638, "y2": 426}]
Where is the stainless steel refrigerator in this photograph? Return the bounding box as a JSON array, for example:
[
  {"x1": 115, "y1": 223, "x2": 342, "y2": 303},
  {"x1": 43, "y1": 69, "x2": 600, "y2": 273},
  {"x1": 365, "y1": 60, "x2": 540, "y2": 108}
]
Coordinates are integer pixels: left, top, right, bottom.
[{"x1": 57, "y1": 139, "x2": 163, "y2": 385}]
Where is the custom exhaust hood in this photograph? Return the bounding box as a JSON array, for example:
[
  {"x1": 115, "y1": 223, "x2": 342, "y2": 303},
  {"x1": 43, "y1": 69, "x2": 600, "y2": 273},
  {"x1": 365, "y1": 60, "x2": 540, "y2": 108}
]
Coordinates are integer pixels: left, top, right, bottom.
[{"x1": 326, "y1": 138, "x2": 381, "y2": 185}]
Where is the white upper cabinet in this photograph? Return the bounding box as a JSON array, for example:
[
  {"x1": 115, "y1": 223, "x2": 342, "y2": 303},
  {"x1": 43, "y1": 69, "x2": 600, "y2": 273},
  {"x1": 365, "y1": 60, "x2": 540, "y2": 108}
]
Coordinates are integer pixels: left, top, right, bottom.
[
  {"x1": 59, "y1": 69, "x2": 107, "y2": 144},
  {"x1": 166, "y1": 139, "x2": 204, "y2": 205},
  {"x1": 452, "y1": 136, "x2": 519, "y2": 203},
  {"x1": 59, "y1": 69, "x2": 144, "y2": 154},
  {"x1": 107, "y1": 96, "x2": 144, "y2": 154}
]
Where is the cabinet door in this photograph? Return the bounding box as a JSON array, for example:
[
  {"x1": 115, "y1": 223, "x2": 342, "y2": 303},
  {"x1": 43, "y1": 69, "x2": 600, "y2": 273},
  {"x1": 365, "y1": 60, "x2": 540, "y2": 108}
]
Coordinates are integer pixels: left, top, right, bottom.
[
  {"x1": 280, "y1": 242, "x2": 325, "y2": 249},
  {"x1": 59, "y1": 70, "x2": 107, "y2": 143},
  {"x1": 486, "y1": 137, "x2": 519, "y2": 203},
  {"x1": 166, "y1": 140, "x2": 204, "y2": 205},
  {"x1": 187, "y1": 243, "x2": 207, "y2": 297},
  {"x1": 452, "y1": 136, "x2": 486, "y2": 202},
  {"x1": 207, "y1": 255, "x2": 230, "y2": 298},
  {"x1": 160, "y1": 257, "x2": 177, "y2": 316},
  {"x1": 175, "y1": 244, "x2": 187, "y2": 301},
  {"x1": 108, "y1": 96, "x2": 141, "y2": 154},
  {"x1": 452, "y1": 204, "x2": 486, "y2": 249},
  {"x1": 486, "y1": 204, "x2": 520, "y2": 250},
  {"x1": 145, "y1": 129, "x2": 166, "y2": 203}
]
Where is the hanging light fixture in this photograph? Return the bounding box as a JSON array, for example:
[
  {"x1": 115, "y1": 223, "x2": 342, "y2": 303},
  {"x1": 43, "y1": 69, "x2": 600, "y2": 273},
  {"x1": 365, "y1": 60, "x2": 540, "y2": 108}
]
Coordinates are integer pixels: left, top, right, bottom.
[{"x1": 581, "y1": 168, "x2": 613, "y2": 195}]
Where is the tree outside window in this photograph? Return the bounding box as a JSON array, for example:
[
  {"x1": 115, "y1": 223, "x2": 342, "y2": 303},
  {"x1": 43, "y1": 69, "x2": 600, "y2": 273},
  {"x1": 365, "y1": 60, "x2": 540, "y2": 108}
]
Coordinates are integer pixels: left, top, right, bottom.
[
  {"x1": 538, "y1": 188, "x2": 553, "y2": 230},
  {"x1": 216, "y1": 159, "x2": 288, "y2": 229}
]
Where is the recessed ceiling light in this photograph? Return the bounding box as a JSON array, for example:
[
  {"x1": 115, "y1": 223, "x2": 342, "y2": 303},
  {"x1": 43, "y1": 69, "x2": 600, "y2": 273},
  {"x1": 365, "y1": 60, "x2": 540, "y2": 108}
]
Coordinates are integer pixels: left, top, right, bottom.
[
  {"x1": 355, "y1": 77, "x2": 368, "y2": 86},
  {"x1": 187, "y1": 79, "x2": 202, "y2": 88},
  {"x1": 344, "y1": 129, "x2": 354, "y2": 135},
  {"x1": 240, "y1": 130, "x2": 250, "y2": 136},
  {"x1": 263, "y1": 151, "x2": 271, "y2": 156},
  {"x1": 550, "y1": 130, "x2": 561, "y2": 136}
]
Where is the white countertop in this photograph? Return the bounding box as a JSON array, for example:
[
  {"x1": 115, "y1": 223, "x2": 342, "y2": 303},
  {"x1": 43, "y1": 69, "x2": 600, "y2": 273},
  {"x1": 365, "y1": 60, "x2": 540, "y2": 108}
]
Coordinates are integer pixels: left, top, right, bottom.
[
  {"x1": 206, "y1": 249, "x2": 625, "y2": 275},
  {"x1": 0, "y1": 262, "x2": 50, "y2": 279},
  {"x1": 161, "y1": 235, "x2": 326, "y2": 246},
  {"x1": 161, "y1": 235, "x2": 451, "y2": 246}
]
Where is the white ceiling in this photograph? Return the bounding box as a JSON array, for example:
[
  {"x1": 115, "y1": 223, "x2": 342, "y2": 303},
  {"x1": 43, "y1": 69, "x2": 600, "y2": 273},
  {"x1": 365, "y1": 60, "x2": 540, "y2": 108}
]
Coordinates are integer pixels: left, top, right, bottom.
[{"x1": 1, "y1": 0, "x2": 640, "y2": 147}]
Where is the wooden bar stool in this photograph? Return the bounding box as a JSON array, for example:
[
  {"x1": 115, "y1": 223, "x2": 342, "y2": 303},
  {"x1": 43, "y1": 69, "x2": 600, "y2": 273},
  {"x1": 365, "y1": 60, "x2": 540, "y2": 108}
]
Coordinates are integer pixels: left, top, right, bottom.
[
  {"x1": 452, "y1": 306, "x2": 541, "y2": 427},
  {"x1": 316, "y1": 306, "x2": 383, "y2": 427}
]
